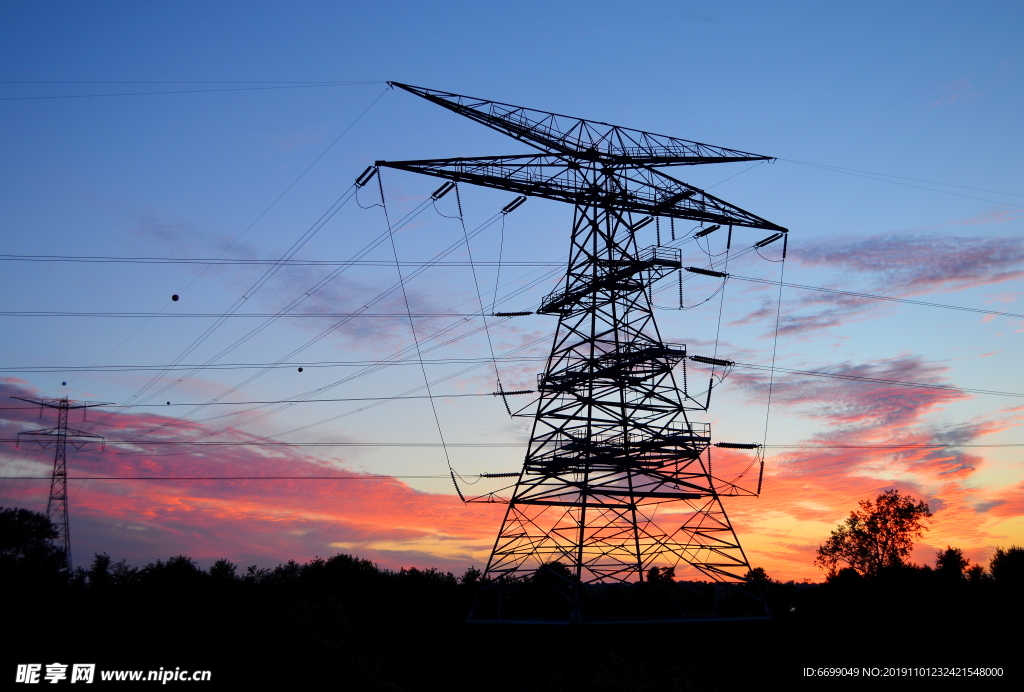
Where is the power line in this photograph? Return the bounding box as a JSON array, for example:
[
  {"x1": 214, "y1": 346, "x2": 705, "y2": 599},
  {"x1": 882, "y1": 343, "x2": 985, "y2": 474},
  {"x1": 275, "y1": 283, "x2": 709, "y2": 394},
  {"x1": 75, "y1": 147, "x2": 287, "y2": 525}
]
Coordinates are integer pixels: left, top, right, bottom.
[
  {"x1": 0, "y1": 254, "x2": 558, "y2": 266},
  {"x1": 761, "y1": 444, "x2": 1024, "y2": 449},
  {"x1": 10, "y1": 350, "x2": 1024, "y2": 403},
  {"x1": 252, "y1": 335, "x2": 550, "y2": 443},
  {"x1": 781, "y1": 159, "x2": 1024, "y2": 209},
  {"x1": 7, "y1": 276, "x2": 1022, "y2": 323},
  {"x1": 0, "y1": 355, "x2": 547, "y2": 374},
  {"x1": 0, "y1": 83, "x2": 385, "y2": 101},
  {"x1": 0, "y1": 81, "x2": 384, "y2": 84},
  {"x1": 129, "y1": 179, "x2": 521, "y2": 424},
  {"x1": 378, "y1": 169, "x2": 465, "y2": 501},
  {"x1": 1, "y1": 392, "x2": 525, "y2": 410},
  {"x1": 75, "y1": 87, "x2": 390, "y2": 425},
  {"x1": 730, "y1": 274, "x2": 1024, "y2": 322},
  {"x1": 101, "y1": 184, "x2": 364, "y2": 417},
  {"x1": 127, "y1": 199, "x2": 506, "y2": 437},
  {"x1": 781, "y1": 158, "x2": 1024, "y2": 199},
  {"x1": 0, "y1": 311, "x2": 492, "y2": 318},
  {"x1": 4, "y1": 440, "x2": 1021, "y2": 449},
  {"x1": 0, "y1": 440, "x2": 522, "y2": 447},
  {"x1": 0, "y1": 475, "x2": 452, "y2": 481},
  {"x1": 733, "y1": 361, "x2": 1024, "y2": 399},
  {"x1": 137, "y1": 193, "x2": 557, "y2": 442}
]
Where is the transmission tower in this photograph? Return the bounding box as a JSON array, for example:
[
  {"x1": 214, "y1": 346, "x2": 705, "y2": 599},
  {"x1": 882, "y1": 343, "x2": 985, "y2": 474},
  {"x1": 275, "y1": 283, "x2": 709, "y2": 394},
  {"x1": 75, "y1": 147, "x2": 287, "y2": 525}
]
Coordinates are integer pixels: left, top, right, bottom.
[
  {"x1": 377, "y1": 84, "x2": 786, "y2": 622},
  {"x1": 14, "y1": 396, "x2": 109, "y2": 567}
]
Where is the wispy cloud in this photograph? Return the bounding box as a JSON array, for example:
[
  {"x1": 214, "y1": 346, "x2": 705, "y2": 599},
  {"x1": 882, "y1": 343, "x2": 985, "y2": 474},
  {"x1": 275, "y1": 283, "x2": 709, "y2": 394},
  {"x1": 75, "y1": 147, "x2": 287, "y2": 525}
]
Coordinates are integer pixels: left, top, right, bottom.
[
  {"x1": 0, "y1": 380, "x2": 503, "y2": 572},
  {"x1": 797, "y1": 230, "x2": 1024, "y2": 294},
  {"x1": 752, "y1": 225, "x2": 1024, "y2": 338},
  {"x1": 929, "y1": 78, "x2": 983, "y2": 108},
  {"x1": 4, "y1": 350, "x2": 1020, "y2": 582}
]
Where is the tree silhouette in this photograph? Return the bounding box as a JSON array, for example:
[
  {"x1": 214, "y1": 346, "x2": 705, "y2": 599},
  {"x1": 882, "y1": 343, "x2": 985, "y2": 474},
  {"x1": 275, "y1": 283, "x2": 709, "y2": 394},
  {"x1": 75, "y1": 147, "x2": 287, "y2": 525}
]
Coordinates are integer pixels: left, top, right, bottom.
[
  {"x1": 87, "y1": 552, "x2": 114, "y2": 589},
  {"x1": 0, "y1": 506, "x2": 68, "y2": 586},
  {"x1": 935, "y1": 546, "x2": 970, "y2": 581},
  {"x1": 645, "y1": 566, "x2": 676, "y2": 584},
  {"x1": 460, "y1": 566, "x2": 484, "y2": 586},
  {"x1": 531, "y1": 561, "x2": 577, "y2": 586},
  {"x1": 210, "y1": 558, "x2": 239, "y2": 583},
  {"x1": 814, "y1": 489, "x2": 931, "y2": 578},
  {"x1": 744, "y1": 567, "x2": 773, "y2": 584},
  {"x1": 989, "y1": 545, "x2": 1024, "y2": 584}
]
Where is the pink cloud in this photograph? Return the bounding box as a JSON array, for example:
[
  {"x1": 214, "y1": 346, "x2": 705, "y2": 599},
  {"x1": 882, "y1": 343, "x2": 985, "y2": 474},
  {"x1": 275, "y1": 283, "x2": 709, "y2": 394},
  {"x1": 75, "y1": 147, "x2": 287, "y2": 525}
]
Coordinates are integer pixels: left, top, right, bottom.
[
  {"x1": 5, "y1": 351, "x2": 1021, "y2": 584},
  {"x1": 0, "y1": 380, "x2": 503, "y2": 572},
  {"x1": 796, "y1": 231, "x2": 1024, "y2": 295},
  {"x1": 756, "y1": 227, "x2": 1024, "y2": 338},
  {"x1": 715, "y1": 355, "x2": 1024, "y2": 579}
]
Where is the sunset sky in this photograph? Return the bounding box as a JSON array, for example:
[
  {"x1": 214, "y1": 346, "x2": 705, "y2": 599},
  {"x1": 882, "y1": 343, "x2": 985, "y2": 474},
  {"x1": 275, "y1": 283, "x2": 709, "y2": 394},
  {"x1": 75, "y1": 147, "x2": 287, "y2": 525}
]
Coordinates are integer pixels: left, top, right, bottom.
[{"x1": 1, "y1": 1, "x2": 1023, "y2": 582}]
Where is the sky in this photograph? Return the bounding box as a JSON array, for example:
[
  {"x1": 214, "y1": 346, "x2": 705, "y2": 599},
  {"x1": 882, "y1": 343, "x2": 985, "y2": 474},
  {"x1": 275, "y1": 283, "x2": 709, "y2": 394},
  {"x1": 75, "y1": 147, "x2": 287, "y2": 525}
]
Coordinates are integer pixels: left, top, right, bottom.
[{"x1": 1, "y1": 0, "x2": 1022, "y2": 582}]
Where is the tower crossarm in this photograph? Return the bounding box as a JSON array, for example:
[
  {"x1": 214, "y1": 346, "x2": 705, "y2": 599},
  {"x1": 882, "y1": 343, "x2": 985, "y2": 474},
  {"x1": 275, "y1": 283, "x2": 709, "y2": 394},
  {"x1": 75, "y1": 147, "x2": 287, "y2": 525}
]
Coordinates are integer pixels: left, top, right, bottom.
[
  {"x1": 537, "y1": 246, "x2": 682, "y2": 315},
  {"x1": 376, "y1": 154, "x2": 786, "y2": 231},
  {"x1": 12, "y1": 396, "x2": 113, "y2": 410},
  {"x1": 538, "y1": 342, "x2": 687, "y2": 391},
  {"x1": 19, "y1": 427, "x2": 104, "y2": 439},
  {"x1": 389, "y1": 82, "x2": 773, "y2": 167}
]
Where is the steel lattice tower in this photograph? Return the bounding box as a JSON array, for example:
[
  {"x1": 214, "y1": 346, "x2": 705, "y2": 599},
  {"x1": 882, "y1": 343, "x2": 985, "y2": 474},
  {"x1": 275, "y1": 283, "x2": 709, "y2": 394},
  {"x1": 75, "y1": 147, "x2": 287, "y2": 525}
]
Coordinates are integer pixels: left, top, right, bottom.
[
  {"x1": 378, "y1": 84, "x2": 786, "y2": 622},
  {"x1": 14, "y1": 396, "x2": 108, "y2": 567}
]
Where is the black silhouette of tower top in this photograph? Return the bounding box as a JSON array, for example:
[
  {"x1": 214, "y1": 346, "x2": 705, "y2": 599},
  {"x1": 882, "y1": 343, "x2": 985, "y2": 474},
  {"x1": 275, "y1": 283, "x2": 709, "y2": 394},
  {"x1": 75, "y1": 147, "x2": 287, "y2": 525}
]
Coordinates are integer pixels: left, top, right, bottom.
[
  {"x1": 14, "y1": 396, "x2": 109, "y2": 567},
  {"x1": 377, "y1": 84, "x2": 786, "y2": 623},
  {"x1": 381, "y1": 82, "x2": 785, "y2": 231}
]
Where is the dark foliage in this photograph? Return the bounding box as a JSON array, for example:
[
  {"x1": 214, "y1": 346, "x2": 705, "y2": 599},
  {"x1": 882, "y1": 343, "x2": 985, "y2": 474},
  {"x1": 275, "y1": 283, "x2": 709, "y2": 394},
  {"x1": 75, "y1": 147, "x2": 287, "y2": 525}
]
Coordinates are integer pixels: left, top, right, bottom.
[
  {"x1": 935, "y1": 546, "x2": 971, "y2": 581},
  {"x1": 989, "y1": 545, "x2": 1024, "y2": 584},
  {"x1": 647, "y1": 566, "x2": 676, "y2": 584},
  {"x1": 814, "y1": 489, "x2": 931, "y2": 577},
  {"x1": 2, "y1": 507, "x2": 1019, "y2": 690},
  {"x1": 0, "y1": 506, "x2": 68, "y2": 588}
]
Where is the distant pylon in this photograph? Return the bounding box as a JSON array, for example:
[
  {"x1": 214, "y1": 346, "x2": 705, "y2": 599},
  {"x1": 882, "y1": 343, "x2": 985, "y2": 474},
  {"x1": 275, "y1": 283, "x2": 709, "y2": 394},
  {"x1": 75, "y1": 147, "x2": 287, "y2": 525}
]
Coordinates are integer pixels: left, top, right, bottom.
[{"x1": 14, "y1": 396, "x2": 110, "y2": 567}]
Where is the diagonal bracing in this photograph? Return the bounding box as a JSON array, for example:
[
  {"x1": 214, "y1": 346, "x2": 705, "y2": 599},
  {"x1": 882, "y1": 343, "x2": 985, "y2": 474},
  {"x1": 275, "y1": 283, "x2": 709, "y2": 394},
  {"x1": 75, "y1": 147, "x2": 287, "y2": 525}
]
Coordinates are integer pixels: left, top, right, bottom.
[{"x1": 378, "y1": 84, "x2": 786, "y2": 623}]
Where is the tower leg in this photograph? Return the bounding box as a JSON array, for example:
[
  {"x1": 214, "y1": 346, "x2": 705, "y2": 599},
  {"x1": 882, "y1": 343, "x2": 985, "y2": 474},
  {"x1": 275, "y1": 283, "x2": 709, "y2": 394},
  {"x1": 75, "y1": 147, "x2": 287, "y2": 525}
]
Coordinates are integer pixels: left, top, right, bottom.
[{"x1": 471, "y1": 198, "x2": 763, "y2": 623}]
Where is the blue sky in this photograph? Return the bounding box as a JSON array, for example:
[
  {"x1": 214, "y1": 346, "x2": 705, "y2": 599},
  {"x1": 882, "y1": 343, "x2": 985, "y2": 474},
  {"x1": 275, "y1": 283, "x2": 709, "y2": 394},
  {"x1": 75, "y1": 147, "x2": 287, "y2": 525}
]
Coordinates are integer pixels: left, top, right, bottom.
[{"x1": 1, "y1": 1, "x2": 1022, "y2": 579}]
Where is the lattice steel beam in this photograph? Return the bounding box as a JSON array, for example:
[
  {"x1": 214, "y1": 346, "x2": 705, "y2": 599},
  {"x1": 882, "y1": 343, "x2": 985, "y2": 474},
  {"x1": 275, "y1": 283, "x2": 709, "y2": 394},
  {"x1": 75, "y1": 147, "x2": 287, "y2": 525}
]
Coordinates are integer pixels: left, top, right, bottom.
[{"x1": 381, "y1": 84, "x2": 781, "y2": 623}]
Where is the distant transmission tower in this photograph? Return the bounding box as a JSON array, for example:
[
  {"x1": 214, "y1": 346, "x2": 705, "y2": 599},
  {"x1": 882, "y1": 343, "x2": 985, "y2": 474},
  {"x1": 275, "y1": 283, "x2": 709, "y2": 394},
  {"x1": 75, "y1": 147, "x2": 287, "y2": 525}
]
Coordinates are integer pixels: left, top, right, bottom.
[
  {"x1": 14, "y1": 396, "x2": 109, "y2": 567},
  {"x1": 378, "y1": 84, "x2": 786, "y2": 622}
]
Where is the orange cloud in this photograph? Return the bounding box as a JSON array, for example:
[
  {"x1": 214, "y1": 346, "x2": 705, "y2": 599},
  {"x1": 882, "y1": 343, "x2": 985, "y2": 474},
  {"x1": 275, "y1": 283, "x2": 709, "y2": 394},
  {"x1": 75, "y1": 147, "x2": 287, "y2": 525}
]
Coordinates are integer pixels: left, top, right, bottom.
[
  {"x1": 3, "y1": 364, "x2": 1022, "y2": 584},
  {"x1": 0, "y1": 379, "x2": 504, "y2": 573}
]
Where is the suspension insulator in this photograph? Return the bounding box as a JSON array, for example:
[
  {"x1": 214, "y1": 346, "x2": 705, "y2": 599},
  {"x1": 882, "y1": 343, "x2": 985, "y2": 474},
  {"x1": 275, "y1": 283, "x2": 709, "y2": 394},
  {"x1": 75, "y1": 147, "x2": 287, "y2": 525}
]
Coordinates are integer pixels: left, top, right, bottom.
[
  {"x1": 431, "y1": 181, "x2": 456, "y2": 200},
  {"x1": 686, "y1": 266, "x2": 728, "y2": 278},
  {"x1": 501, "y1": 196, "x2": 527, "y2": 214},
  {"x1": 354, "y1": 166, "x2": 377, "y2": 188},
  {"x1": 690, "y1": 355, "x2": 735, "y2": 367},
  {"x1": 755, "y1": 232, "x2": 786, "y2": 248}
]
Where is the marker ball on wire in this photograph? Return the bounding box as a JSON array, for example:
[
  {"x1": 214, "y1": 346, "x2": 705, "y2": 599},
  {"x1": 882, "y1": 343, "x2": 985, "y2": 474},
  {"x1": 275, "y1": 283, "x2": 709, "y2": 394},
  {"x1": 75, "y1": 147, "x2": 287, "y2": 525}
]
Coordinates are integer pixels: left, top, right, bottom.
[
  {"x1": 172, "y1": 294, "x2": 179, "y2": 301},
  {"x1": 298, "y1": 367, "x2": 303, "y2": 372},
  {"x1": 62, "y1": 382, "x2": 67, "y2": 386}
]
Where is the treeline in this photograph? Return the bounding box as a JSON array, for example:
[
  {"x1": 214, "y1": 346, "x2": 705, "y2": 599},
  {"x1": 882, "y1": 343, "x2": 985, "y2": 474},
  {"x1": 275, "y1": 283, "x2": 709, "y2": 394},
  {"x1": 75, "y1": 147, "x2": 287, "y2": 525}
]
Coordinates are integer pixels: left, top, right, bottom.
[
  {"x1": 3, "y1": 505, "x2": 1021, "y2": 690},
  {"x1": 762, "y1": 546, "x2": 1024, "y2": 620}
]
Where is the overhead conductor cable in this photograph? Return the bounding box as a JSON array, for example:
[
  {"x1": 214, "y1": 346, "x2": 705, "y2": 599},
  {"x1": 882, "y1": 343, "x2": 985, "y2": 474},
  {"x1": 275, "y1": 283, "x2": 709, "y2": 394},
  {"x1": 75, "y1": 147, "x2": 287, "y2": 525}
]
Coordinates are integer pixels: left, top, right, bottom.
[{"x1": 379, "y1": 169, "x2": 465, "y2": 501}]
